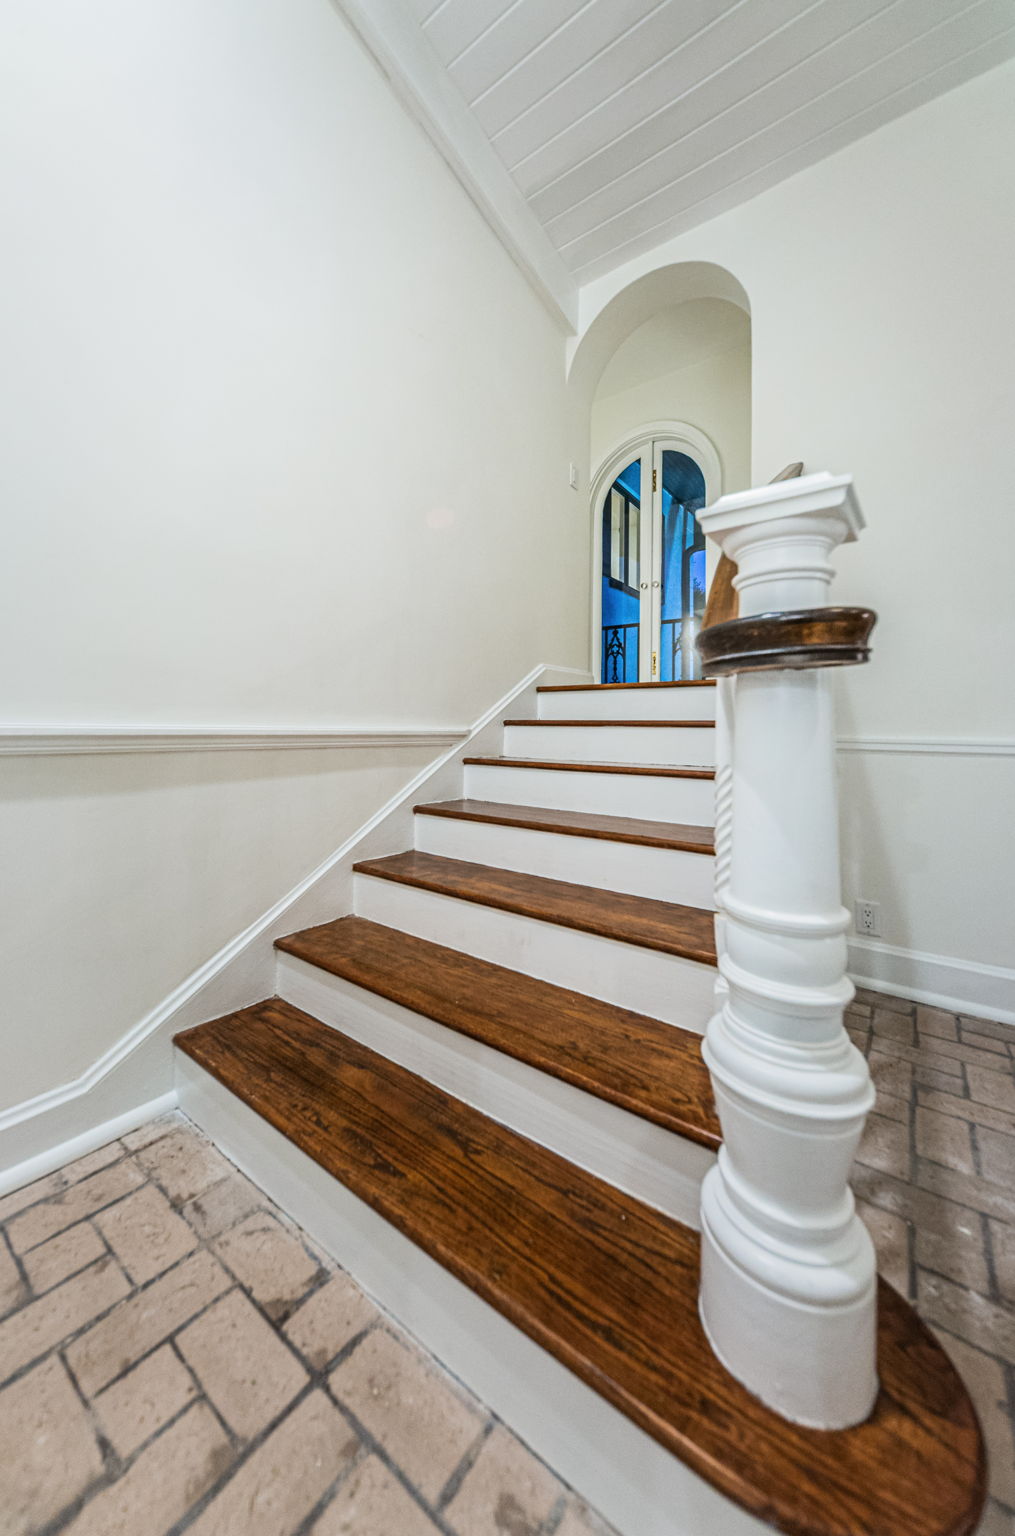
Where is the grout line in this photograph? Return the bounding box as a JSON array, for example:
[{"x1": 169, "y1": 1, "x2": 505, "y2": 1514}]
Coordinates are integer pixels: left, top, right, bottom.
[
  {"x1": 434, "y1": 1416, "x2": 494, "y2": 1512},
  {"x1": 319, "y1": 1378, "x2": 465, "y2": 1536},
  {"x1": 542, "y1": 1491, "x2": 571, "y2": 1535},
  {"x1": 166, "y1": 1334, "x2": 240, "y2": 1452},
  {"x1": 162, "y1": 1380, "x2": 323, "y2": 1536},
  {"x1": 981, "y1": 1209, "x2": 1001, "y2": 1307},
  {"x1": 1, "y1": 1222, "x2": 32, "y2": 1306},
  {"x1": 0, "y1": 1250, "x2": 134, "y2": 1393},
  {"x1": 287, "y1": 1442, "x2": 372, "y2": 1536}
]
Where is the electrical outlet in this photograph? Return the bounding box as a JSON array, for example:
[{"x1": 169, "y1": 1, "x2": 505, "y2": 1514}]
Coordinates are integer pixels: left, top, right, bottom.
[{"x1": 854, "y1": 899, "x2": 881, "y2": 937}]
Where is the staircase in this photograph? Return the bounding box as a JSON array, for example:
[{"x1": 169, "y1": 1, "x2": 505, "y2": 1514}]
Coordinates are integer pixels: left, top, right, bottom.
[{"x1": 173, "y1": 478, "x2": 985, "y2": 1536}]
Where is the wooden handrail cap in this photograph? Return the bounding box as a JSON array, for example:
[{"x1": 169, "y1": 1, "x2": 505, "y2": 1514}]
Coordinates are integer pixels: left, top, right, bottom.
[{"x1": 697, "y1": 606, "x2": 877, "y2": 675}]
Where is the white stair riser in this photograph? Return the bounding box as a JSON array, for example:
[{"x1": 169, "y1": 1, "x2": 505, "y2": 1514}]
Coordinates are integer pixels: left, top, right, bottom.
[
  {"x1": 537, "y1": 687, "x2": 717, "y2": 722},
  {"x1": 276, "y1": 952, "x2": 713, "y2": 1226},
  {"x1": 463, "y1": 763, "x2": 716, "y2": 824},
  {"x1": 177, "y1": 1055, "x2": 768, "y2": 1536},
  {"x1": 503, "y1": 724, "x2": 715, "y2": 767},
  {"x1": 353, "y1": 874, "x2": 715, "y2": 1030},
  {"x1": 414, "y1": 814, "x2": 716, "y2": 909}
]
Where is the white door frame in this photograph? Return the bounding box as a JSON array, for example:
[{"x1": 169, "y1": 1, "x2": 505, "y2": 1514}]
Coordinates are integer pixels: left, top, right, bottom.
[{"x1": 590, "y1": 422, "x2": 723, "y2": 683}]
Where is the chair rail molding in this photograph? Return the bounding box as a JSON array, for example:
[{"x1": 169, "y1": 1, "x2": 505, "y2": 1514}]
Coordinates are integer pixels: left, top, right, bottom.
[
  {"x1": 0, "y1": 726, "x2": 468, "y2": 756},
  {"x1": 836, "y1": 736, "x2": 1015, "y2": 755},
  {"x1": 696, "y1": 470, "x2": 878, "y2": 1429}
]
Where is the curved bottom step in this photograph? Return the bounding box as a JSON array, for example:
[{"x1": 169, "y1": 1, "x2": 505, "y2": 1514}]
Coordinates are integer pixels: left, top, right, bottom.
[{"x1": 175, "y1": 999, "x2": 985, "y2": 1536}]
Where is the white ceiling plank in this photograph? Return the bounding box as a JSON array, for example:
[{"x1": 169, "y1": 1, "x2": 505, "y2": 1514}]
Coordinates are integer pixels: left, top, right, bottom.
[
  {"x1": 330, "y1": 0, "x2": 577, "y2": 328},
  {"x1": 359, "y1": 0, "x2": 1013, "y2": 292},
  {"x1": 471, "y1": 0, "x2": 668, "y2": 140},
  {"x1": 545, "y1": 0, "x2": 945, "y2": 246},
  {"x1": 571, "y1": 26, "x2": 1015, "y2": 284},
  {"x1": 514, "y1": 0, "x2": 822, "y2": 199},
  {"x1": 491, "y1": 0, "x2": 736, "y2": 175},
  {"x1": 423, "y1": 0, "x2": 521, "y2": 66},
  {"x1": 560, "y1": 0, "x2": 1015, "y2": 272},
  {"x1": 449, "y1": 0, "x2": 601, "y2": 105},
  {"x1": 404, "y1": 0, "x2": 444, "y2": 21}
]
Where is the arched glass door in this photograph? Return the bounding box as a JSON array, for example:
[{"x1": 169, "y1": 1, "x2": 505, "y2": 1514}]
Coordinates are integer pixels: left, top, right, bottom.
[{"x1": 599, "y1": 439, "x2": 708, "y2": 683}]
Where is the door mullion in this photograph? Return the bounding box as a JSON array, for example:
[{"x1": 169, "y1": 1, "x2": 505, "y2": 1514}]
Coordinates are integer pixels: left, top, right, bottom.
[{"x1": 637, "y1": 453, "x2": 653, "y2": 681}]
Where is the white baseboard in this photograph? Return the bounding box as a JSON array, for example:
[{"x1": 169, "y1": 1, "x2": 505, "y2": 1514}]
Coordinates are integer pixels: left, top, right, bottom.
[
  {"x1": 176, "y1": 1052, "x2": 766, "y2": 1536},
  {"x1": 0, "y1": 1091, "x2": 177, "y2": 1198},
  {"x1": 848, "y1": 938, "x2": 1015, "y2": 1025},
  {"x1": 0, "y1": 666, "x2": 589, "y2": 1190}
]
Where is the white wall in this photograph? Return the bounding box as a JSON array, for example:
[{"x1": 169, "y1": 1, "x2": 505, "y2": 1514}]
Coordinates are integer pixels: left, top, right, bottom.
[
  {"x1": 0, "y1": 745, "x2": 434, "y2": 1115},
  {"x1": 590, "y1": 300, "x2": 751, "y2": 494},
  {"x1": 0, "y1": 0, "x2": 590, "y2": 1150},
  {"x1": 577, "y1": 60, "x2": 1015, "y2": 1012},
  {"x1": 0, "y1": 0, "x2": 586, "y2": 729}
]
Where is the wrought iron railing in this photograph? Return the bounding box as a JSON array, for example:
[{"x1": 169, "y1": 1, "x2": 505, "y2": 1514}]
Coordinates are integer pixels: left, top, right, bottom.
[{"x1": 601, "y1": 623, "x2": 639, "y2": 684}]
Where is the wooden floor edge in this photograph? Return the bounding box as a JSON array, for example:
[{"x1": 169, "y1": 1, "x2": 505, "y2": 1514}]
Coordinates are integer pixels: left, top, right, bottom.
[
  {"x1": 462, "y1": 756, "x2": 716, "y2": 779},
  {"x1": 411, "y1": 801, "x2": 716, "y2": 855},
  {"x1": 274, "y1": 919, "x2": 721, "y2": 1149},
  {"x1": 501, "y1": 718, "x2": 717, "y2": 728},
  {"x1": 351, "y1": 855, "x2": 718, "y2": 966},
  {"x1": 537, "y1": 681, "x2": 717, "y2": 691}
]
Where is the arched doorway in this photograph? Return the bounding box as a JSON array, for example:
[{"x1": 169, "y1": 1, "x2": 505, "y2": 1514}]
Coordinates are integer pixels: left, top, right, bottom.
[{"x1": 592, "y1": 425, "x2": 720, "y2": 683}]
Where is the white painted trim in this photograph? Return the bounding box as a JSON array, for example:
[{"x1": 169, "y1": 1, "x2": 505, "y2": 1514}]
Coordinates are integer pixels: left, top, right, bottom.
[
  {"x1": 0, "y1": 727, "x2": 467, "y2": 756},
  {"x1": 330, "y1": 0, "x2": 577, "y2": 331},
  {"x1": 848, "y1": 938, "x2": 1015, "y2": 1026},
  {"x1": 837, "y1": 736, "x2": 1015, "y2": 757},
  {"x1": 0, "y1": 1092, "x2": 177, "y2": 1198},
  {"x1": 0, "y1": 665, "x2": 589, "y2": 1182},
  {"x1": 589, "y1": 422, "x2": 724, "y2": 513},
  {"x1": 177, "y1": 1054, "x2": 768, "y2": 1536}
]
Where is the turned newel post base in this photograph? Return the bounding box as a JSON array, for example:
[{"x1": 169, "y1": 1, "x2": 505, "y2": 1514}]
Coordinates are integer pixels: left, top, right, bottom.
[{"x1": 696, "y1": 472, "x2": 879, "y2": 1430}]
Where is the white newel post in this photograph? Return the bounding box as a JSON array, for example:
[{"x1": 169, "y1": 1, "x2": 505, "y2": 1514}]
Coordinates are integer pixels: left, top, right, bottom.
[{"x1": 696, "y1": 472, "x2": 878, "y2": 1430}]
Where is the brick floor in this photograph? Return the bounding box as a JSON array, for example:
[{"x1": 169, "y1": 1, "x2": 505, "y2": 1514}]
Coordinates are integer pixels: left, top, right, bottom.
[
  {"x1": 0, "y1": 989, "x2": 1012, "y2": 1535},
  {"x1": 0, "y1": 1112, "x2": 616, "y2": 1536},
  {"x1": 849, "y1": 991, "x2": 1015, "y2": 1530}
]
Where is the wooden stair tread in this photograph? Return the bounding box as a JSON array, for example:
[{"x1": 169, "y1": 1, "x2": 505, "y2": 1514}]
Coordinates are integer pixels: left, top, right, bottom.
[
  {"x1": 538, "y1": 680, "x2": 716, "y2": 691},
  {"x1": 275, "y1": 916, "x2": 719, "y2": 1146},
  {"x1": 176, "y1": 1000, "x2": 985, "y2": 1536},
  {"x1": 463, "y1": 756, "x2": 715, "y2": 779},
  {"x1": 414, "y1": 800, "x2": 715, "y2": 854},
  {"x1": 501, "y1": 718, "x2": 715, "y2": 728},
  {"x1": 351, "y1": 852, "x2": 717, "y2": 964}
]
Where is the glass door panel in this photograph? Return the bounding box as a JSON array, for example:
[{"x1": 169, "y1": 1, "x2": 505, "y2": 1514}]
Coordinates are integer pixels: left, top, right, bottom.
[
  {"x1": 597, "y1": 440, "x2": 710, "y2": 683},
  {"x1": 656, "y1": 447, "x2": 707, "y2": 681},
  {"x1": 600, "y1": 458, "x2": 642, "y2": 683}
]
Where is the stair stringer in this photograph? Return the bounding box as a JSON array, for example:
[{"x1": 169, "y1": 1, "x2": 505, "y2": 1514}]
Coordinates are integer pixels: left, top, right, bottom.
[{"x1": 176, "y1": 1048, "x2": 768, "y2": 1536}]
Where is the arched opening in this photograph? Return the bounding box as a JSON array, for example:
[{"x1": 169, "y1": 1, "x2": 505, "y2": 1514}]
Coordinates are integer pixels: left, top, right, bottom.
[
  {"x1": 593, "y1": 426, "x2": 718, "y2": 682},
  {"x1": 573, "y1": 264, "x2": 751, "y2": 683}
]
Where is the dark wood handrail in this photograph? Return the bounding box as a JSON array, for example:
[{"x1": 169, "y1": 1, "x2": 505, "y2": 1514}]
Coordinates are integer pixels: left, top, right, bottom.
[
  {"x1": 700, "y1": 461, "x2": 804, "y2": 631},
  {"x1": 697, "y1": 606, "x2": 877, "y2": 674},
  {"x1": 696, "y1": 461, "x2": 876, "y2": 677}
]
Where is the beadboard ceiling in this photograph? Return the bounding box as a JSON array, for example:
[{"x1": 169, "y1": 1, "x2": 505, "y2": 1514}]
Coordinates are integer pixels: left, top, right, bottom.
[{"x1": 340, "y1": 0, "x2": 1015, "y2": 321}]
